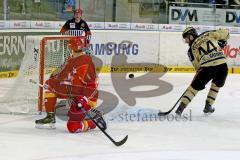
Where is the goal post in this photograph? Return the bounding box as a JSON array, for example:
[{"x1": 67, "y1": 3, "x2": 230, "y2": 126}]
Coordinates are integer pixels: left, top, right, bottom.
[{"x1": 0, "y1": 35, "x2": 87, "y2": 114}]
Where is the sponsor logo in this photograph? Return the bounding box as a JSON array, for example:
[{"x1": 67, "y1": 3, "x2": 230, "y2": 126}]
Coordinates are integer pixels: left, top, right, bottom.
[
  {"x1": 0, "y1": 71, "x2": 18, "y2": 78},
  {"x1": 118, "y1": 24, "x2": 129, "y2": 29},
  {"x1": 35, "y1": 22, "x2": 44, "y2": 27},
  {"x1": 135, "y1": 24, "x2": 145, "y2": 29},
  {"x1": 226, "y1": 11, "x2": 240, "y2": 23},
  {"x1": 223, "y1": 45, "x2": 240, "y2": 58},
  {"x1": 34, "y1": 22, "x2": 51, "y2": 28},
  {"x1": 201, "y1": 26, "x2": 213, "y2": 32},
  {"x1": 0, "y1": 22, "x2": 5, "y2": 28},
  {"x1": 13, "y1": 22, "x2": 27, "y2": 27},
  {"x1": 0, "y1": 35, "x2": 26, "y2": 55},
  {"x1": 94, "y1": 23, "x2": 104, "y2": 29},
  {"x1": 81, "y1": 23, "x2": 85, "y2": 28},
  {"x1": 162, "y1": 25, "x2": 172, "y2": 30},
  {"x1": 88, "y1": 42, "x2": 139, "y2": 55},
  {"x1": 146, "y1": 24, "x2": 156, "y2": 30},
  {"x1": 229, "y1": 27, "x2": 239, "y2": 33},
  {"x1": 160, "y1": 24, "x2": 181, "y2": 31},
  {"x1": 107, "y1": 24, "x2": 118, "y2": 28},
  {"x1": 173, "y1": 25, "x2": 182, "y2": 31},
  {"x1": 106, "y1": 23, "x2": 129, "y2": 29},
  {"x1": 70, "y1": 23, "x2": 75, "y2": 28},
  {"x1": 171, "y1": 9, "x2": 198, "y2": 22},
  {"x1": 133, "y1": 24, "x2": 156, "y2": 30}
]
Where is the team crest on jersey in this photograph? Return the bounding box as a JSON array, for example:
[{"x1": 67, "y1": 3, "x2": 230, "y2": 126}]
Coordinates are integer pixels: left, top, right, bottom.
[
  {"x1": 81, "y1": 23, "x2": 85, "y2": 28},
  {"x1": 72, "y1": 68, "x2": 77, "y2": 75},
  {"x1": 70, "y1": 23, "x2": 76, "y2": 28}
]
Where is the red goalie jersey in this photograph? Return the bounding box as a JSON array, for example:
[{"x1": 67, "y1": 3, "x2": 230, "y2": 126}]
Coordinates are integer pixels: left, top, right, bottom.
[
  {"x1": 36, "y1": 37, "x2": 99, "y2": 133},
  {"x1": 46, "y1": 51, "x2": 98, "y2": 99}
]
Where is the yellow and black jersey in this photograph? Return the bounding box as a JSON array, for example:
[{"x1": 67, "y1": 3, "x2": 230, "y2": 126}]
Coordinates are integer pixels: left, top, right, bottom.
[{"x1": 188, "y1": 29, "x2": 230, "y2": 70}]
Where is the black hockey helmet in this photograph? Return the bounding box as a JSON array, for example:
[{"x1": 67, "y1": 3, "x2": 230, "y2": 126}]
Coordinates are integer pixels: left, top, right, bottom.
[{"x1": 182, "y1": 27, "x2": 198, "y2": 39}]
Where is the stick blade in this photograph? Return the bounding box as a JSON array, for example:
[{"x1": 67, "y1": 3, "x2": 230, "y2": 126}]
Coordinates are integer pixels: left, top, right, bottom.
[
  {"x1": 114, "y1": 135, "x2": 128, "y2": 147},
  {"x1": 158, "y1": 111, "x2": 170, "y2": 116}
]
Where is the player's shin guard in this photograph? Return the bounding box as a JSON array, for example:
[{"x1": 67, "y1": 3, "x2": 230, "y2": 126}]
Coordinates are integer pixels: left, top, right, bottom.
[
  {"x1": 175, "y1": 86, "x2": 198, "y2": 116},
  {"x1": 206, "y1": 83, "x2": 219, "y2": 106},
  {"x1": 67, "y1": 120, "x2": 96, "y2": 133},
  {"x1": 44, "y1": 92, "x2": 57, "y2": 113}
]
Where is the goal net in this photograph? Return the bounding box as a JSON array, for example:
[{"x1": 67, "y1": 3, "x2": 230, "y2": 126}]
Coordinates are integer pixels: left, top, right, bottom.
[{"x1": 0, "y1": 35, "x2": 86, "y2": 114}]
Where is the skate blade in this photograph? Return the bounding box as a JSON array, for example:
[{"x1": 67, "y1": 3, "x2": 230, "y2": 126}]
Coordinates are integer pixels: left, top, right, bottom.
[
  {"x1": 204, "y1": 112, "x2": 213, "y2": 117},
  {"x1": 174, "y1": 113, "x2": 182, "y2": 119},
  {"x1": 35, "y1": 123, "x2": 56, "y2": 129}
]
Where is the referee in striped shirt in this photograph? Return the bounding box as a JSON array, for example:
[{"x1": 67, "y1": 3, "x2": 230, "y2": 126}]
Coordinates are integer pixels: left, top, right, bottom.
[{"x1": 60, "y1": 8, "x2": 91, "y2": 46}]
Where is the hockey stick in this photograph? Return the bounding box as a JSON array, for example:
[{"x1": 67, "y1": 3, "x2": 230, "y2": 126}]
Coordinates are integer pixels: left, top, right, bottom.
[
  {"x1": 85, "y1": 110, "x2": 128, "y2": 146},
  {"x1": 66, "y1": 89, "x2": 128, "y2": 146},
  {"x1": 29, "y1": 79, "x2": 48, "y2": 89},
  {"x1": 29, "y1": 79, "x2": 128, "y2": 146},
  {"x1": 158, "y1": 90, "x2": 186, "y2": 116}
]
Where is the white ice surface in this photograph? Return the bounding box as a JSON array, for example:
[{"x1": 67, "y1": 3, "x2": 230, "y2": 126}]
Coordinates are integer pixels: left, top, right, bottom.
[{"x1": 0, "y1": 73, "x2": 240, "y2": 160}]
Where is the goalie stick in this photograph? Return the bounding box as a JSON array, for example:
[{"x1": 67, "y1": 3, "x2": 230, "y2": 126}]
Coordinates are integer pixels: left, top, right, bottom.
[
  {"x1": 158, "y1": 90, "x2": 186, "y2": 116},
  {"x1": 29, "y1": 79, "x2": 48, "y2": 89},
  {"x1": 29, "y1": 79, "x2": 128, "y2": 146}
]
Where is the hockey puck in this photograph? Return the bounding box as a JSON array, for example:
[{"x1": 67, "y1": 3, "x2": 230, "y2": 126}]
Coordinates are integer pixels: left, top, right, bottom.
[{"x1": 129, "y1": 73, "x2": 134, "y2": 78}]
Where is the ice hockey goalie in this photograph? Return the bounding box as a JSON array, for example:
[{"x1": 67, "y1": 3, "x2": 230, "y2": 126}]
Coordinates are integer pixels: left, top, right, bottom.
[{"x1": 35, "y1": 37, "x2": 107, "y2": 133}]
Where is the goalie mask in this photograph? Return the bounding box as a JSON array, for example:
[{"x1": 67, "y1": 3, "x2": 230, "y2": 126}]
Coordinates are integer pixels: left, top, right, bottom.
[
  {"x1": 68, "y1": 37, "x2": 85, "y2": 52},
  {"x1": 182, "y1": 27, "x2": 198, "y2": 39}
]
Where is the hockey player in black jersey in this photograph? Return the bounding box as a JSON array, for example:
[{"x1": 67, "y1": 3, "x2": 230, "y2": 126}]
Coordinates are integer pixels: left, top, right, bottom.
[{"x1": 175, "y1": 27, "x2": 230, "y2": 116}]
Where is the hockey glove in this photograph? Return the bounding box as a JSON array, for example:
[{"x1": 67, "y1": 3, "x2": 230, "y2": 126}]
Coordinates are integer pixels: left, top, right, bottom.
[
  {"x1": 76, "y1": 96, "x2": 103, "y2": 119},
  {"x1": 88, "y1": 108, "x2": 103, "y2": 119},
  {"x1": 218, "y1": 40, "x2": 227, "y2": 49}
]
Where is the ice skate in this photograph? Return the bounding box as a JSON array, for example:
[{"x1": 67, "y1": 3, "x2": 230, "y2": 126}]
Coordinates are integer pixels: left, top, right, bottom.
[
  {"x1": 175, "y1": 103, "x2": 186, "y2": 117},
  {"x1": 35, "y1": 112, "x2": 56, "y2": 129},
  {"x1": 203, "y1": 102, "x2": 215, "y2": 116}
]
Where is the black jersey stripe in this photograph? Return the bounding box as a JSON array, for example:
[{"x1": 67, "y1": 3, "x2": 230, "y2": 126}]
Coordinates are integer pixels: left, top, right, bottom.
[
  {"x1": 207, "y1": 96, "x2": 215, "y2": 100},
  {"x1": 189, "y1": 90, "x2": 196, "y2": 96},
  {"x1": 210, "y1": 88, "x2": 219, "y2": 93},
  {"x1": 183, "y1": 96, "x2": 191, "y2": 102},
  {"x1": 200, "y1": 56, "x2": 225, "y2": 65}
]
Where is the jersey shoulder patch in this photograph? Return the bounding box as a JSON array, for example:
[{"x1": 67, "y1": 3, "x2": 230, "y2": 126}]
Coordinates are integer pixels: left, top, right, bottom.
[{"x1": 70, "y1": 23, "x2": 76, "y2": 29}]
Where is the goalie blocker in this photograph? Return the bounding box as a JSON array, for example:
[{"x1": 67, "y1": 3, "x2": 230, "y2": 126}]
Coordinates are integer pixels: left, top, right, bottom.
[{"x1": 35, "y1": 37, "x2": 107, "y2": 132}]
